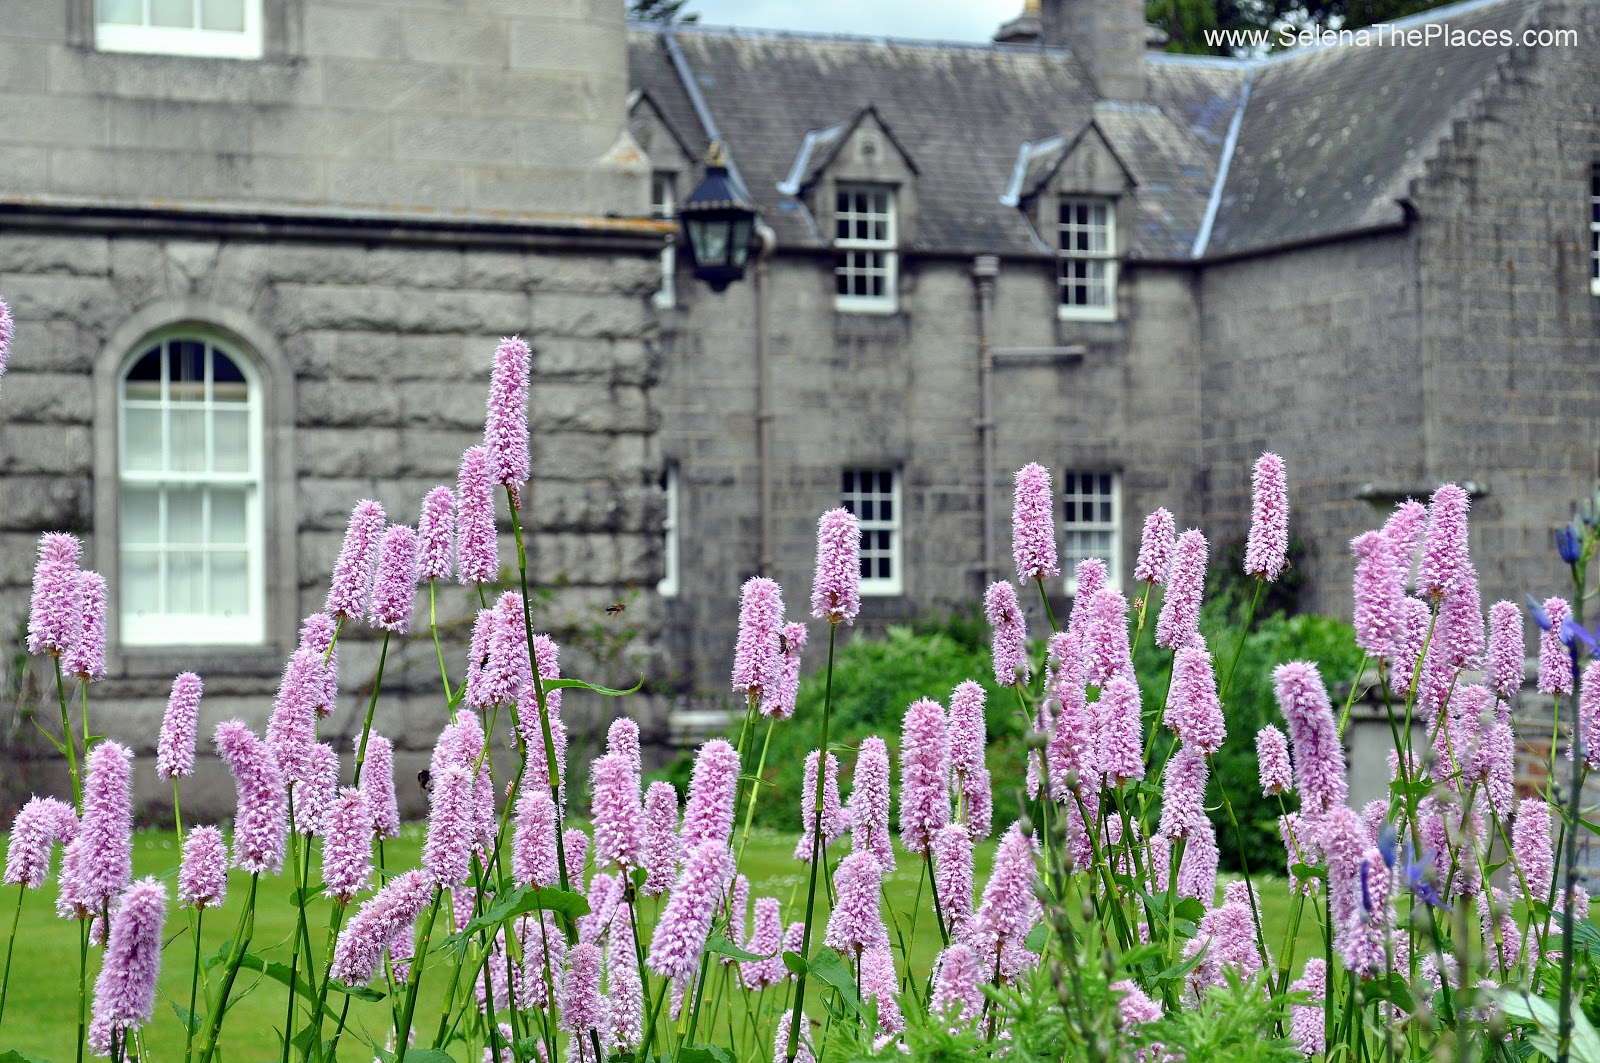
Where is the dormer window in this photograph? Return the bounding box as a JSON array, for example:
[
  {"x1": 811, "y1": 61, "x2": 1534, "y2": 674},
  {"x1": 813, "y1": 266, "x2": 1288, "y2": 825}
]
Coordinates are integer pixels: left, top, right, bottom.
[
  {"x1": 96, "y1": 0, "x2": 264, "y2": 59},
  {"x1": 1057, "y1": 198, "x2": 1117, "y2": 321},
  {"x1": 834, "y1": 185, "x2": 897, "y2": 313}
]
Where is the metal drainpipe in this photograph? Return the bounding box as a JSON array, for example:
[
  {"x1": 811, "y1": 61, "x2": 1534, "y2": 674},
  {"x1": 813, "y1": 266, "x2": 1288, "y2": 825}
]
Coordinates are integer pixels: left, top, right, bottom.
[
  {"x1": 755, "y1": 223, "x2": 778, "y2": 576},
  {"x1": 973, "y1": 254, "x2": 1000, "y2": 585}
]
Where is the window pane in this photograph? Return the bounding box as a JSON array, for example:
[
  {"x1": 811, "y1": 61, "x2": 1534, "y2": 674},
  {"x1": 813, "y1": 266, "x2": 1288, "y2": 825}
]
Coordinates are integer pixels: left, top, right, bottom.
[
  {"x1": 210, "y1": 488, "x2": 248, "y2": 546},
  {"x1": 213, "y1": 409, "x2": 249, "y2": 473},
  {"x1": 99, "y1": 0, "x2": 143, "y2": 24},
  {"x1": 124, "y1": 406, "x2": 163, "y2": 472},
  {"x1": 166, "y1": 550, "x2": 205, "y2": 613},
  {"x1": 201, "y1": 0, "x2": 245, "y2": 31},
  {"x1": 151, "y1": 0, "x2": 195, "y2": 27},
  {"x1": 169, "y1": 409, "x2": 205, "y2": 472},
  {"x1": 210, "y1": 552, "x2": 249, "y2": 616},
  {"x1": 121, "y1": 489, "x2": 161, "y2": 546},
  {"x1": 168, "y1": 341, "x2": 206, "y2": 400},
  {"x1": 213, "y1": 352, "x2": 248, "y2": 403},
  {"x1": 167, "y1": 488, "x2": 204, "y2": 546},
  {"x1": 879, "y1": 498, "x2": 892, "y2": 521},
  {"x1": 123, "y1": 552, "x2": 160, "y2": 617},
  {"x1": 125, "y1": 348, "x2": 162, "y2": 398}
]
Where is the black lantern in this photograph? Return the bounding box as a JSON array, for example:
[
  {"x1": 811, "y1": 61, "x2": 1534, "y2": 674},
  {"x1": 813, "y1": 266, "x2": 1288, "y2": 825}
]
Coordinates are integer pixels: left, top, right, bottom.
[{"x1": 678, "y1": 143, "x2": 758, "y2": 292}]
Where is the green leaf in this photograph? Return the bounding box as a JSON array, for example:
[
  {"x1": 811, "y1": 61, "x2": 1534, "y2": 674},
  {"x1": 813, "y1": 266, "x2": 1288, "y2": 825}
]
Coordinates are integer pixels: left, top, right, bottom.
[
  {"x1": 231, "y1": 952, "x2": 314, "y2": 1003},
  {"x1": 542, "y1": 676, "x2": 645, "y2": 697},
  {"x1": 704, "y1": 935, "x2": 764, "y2": 963},
  {"x1": 287, "y1": 887, "x2": 320, "y2": 907},
  {"x1": 806, "y1": 949, "x2": 865, "y2": 1020},
  {"x1": 1359, "y1": 973, "x2": 1414, "y2": 1012},
  {"x1": 1172, "y1": 898, "x2": 1207, "y2": 924},
  {"x1": 0, "y1": 1051, "x2": 55, "y2": 1063},
  {"x1": 1023, "y1": 924, "x2": 1048, "y2": 954},
  {"x1": 167, "y1": 998, "x2": 201, "y2": 1035},
  {"x1": 677, "y1": 1046, "x2": 735, "y2": 1063},
  {"x1": 1389, "y1": 776, "x2": 1433, "y2": 800},
  {"x1": 395, "y1": 1052, "x2": 455, "y2": 1063},
  {"x1": 781, "y1": 950, "x2": 808, "y2": 976},
  {"x1": 1153, "y1": 942, "x2": 1207, "y2": 985},
  {"x1": 1289, "y1": 862, "x2": 1327, "y2": 881},
  {"x1": 326, "y1": 980, "x2": 386, "y2": 1002},
  {"x1": 441, "y1": 885, "x2": 589, "y2": 952}
]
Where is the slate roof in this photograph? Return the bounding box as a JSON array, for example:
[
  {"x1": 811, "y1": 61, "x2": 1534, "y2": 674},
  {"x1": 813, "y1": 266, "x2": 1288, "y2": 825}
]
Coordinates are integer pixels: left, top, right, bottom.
[{"x1": 628, "y1": 0, "x2": 1542, "y2": 262}]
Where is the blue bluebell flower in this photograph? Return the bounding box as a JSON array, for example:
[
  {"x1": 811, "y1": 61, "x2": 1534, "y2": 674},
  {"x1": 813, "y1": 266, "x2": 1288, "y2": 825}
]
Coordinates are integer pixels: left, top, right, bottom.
[{"x1": 1558, "y1": 524, "x2": 1583, "y2": 565}]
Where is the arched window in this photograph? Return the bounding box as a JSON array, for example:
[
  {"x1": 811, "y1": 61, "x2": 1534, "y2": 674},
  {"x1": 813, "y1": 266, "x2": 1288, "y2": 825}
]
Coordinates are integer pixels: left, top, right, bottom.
[{"x1": 118, "y1": 335, "x2": 264, "y2": 645}]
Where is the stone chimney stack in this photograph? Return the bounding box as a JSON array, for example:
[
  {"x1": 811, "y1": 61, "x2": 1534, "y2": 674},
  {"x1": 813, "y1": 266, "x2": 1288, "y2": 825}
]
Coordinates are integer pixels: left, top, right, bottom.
[{"x1": 994, "y1": 0, "x2": 1147, "y2": 102}]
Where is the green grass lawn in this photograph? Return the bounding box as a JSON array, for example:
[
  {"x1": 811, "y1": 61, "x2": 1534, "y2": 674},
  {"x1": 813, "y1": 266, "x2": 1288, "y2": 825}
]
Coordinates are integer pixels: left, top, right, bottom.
[{"x1": 0, "y1": 822, "x2": 1325, "y2": 1062}]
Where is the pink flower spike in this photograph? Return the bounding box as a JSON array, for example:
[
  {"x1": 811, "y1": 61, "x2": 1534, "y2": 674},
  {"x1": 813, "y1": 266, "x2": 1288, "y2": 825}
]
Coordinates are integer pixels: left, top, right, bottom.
[
  {"x1": 295, "y1": 742, "x2": 340, "y2": 837},
  {"x1": 898, "y1": 698, "x2": 950, "y2": 855},
  {"x1": 559, "y1": 942, "x2": 606, "y2": 1036},
  {"x1": 27, "y1": 532, "x2": 82, "y2": 657},
  {"x1": 1167, "y1": 645, "x2": 1225, "y2": 755},
  {"x1": 564, "y1": 829, "x2": 589, "y2": 889},
  {"x1": 0, "y1": 298, "x2": 10, "y2": 394},
  {"x1": 1351, "y1": 531, "x2": 1406, "y2": 659},
  {"x1": 1580, "y1": 662, "x2": 1600, "y2": 770},
  {"x1": 78, "y1": 741, "x2": 134, "y2": 911},
  {"x1": 948, "y1": 681, "x2": 992, "y2": 839},
  {"x1": 297, "y1": 612, "x2": 339, "y2": 717},
  {"x1": 640, "y1": 781, "x2": 679, "y2": 896},
  {"x1": 680, "y1": 738, "x2": 740, "y2": 852},
  {"x1": 930, "y1": 943, "x2": 984, "y2": 1024},
  {"x1": 824, "y1": 852, "x2": 888, "y2": 956},
  {"x1": 1244, "y1": 452, "x2": 1289, "y2": 581},
  {"x1": 1289, "y1": 959, "x2": 1327, "y2": 1057},
  {"x1": 1159, "y1": 744, "x2": 1209, "y2": 840},
  {"x1": 732, "y1": 576, "x2": 785, "y2": 704},
  {"x1": 1539, "y1": 596, "x2": 1573, "y2": 696},
  {"x1": 455, "y1": 446, "x2": 499, "y2": 585},
  {"x1": 423, "y1": 765, "x2": 475, "y2": 889},
  {"x1": 931, "y1": 823, "x2": 974, "y2": 937},
  {"x1": 606, "y1": 718, "x2": 643, "y2": 784},
  {"x1": 1487, "y1": 600, "x2": 1525, "y2": 700},
  {"x1": 1274, "y1": 661, "x2": 1347, "y2": 814},
  {"x1": 485, "y1": 336, "x2": 532, "y2": 495},
  {"x1": 1156, "y1": 529, "x2": 1207, "y2": 650},
  {"x1": 794, "y1": 750, "x2": 847, "y2": 862},
  {"x1": 367, "y1": 524, "x2": 419, "y2": 633},
  {"x1": 216, "y1": 721, "x2": 288, "y2": 875},
  {"x1": 1177, "y1": 819, "x2": 1219, "y2": 902},
  {"x1": 773, "y1": 1012, "x2": 816, "y2": 1063},
  {"x1": 848, "y1": 736, "x2": 895, "y2": 870},
  {"x1": 64, "y1": 571, "x2": 107, "y2": 681},
  {"x1": 87, "y1": 877, "x2": 167, "y2": 1056},
  {"x1": 1512, "y1": 797, "x2": 1554, "y2": 902},
  {"x1": 1387, "y1": 596, "x2": 1431, "y2": 697},
  {"x1": 325, "y1": 499, "x2": 386, "y2": 621},
  {"x1": 1416, "y1": 484, "x2": 1472, "y2": 601},
  {"x1": 267, "y1": 648, "x2": 321, "y2": 787},
  {"x1": 177, "y1": 826, "x2": 228, "y2": 910},
  {"x1": 984, "y1": 580, "x2": 1031, "y2": 686},
  {"x1": 1096, "y1": 676, "x2": 1146, "y2": 786},
  {"x1": 512, "y1": 785, "x2": 559, "y2": 888},
  {"x1": 741, "y1": 897, "x2": 785, "y2": 988},
  {"x1": 1081, "y1": 587, "x2": 1134, "y2": 687},
  {"x1": 860, "y1": 945, "x2": 904, "y2": 1036},
  {"x1": 646, "y1": 839, "x2": 732, "y2": 980},
  {"x1": 1069, "y1": 561, "x2": 1108, "y2": 629},
  {"x1": 360, "y1": 733, "x2": 400, "y2": 840},
  {"x1": 1256, "y1": 725, "x2": 1293, "y2": 796},
  {"x1": 156, "y1": 672, "x2": 203, "y2": 781},
  {"x1": 330, "y1": 869, "x2": 432, "y2": 985},
  {"x1": 322, "y1": 788, "x2": 373, "y2": 904},
  {"x1": 416, "y1": 485, "x2": 456, "y2": 582},
  {"x1": 1134, "y1": 508, "x2": 1176, "y2": 585},
  {"x1": 763, "y1": 621, "x2": 807, "y2": 719},
  {"x1": 810, "y1": 507, "x2": 861, "y2": 624},
  {"x1": 1011, "y1": 463, "x2": 1060, "y2": 583},
  {"x1": 5, "y1": 796, "x2": 76, "y2": 889},
  {"x1": 591, "y1": 752, "x2": 643, "y2": 872}
]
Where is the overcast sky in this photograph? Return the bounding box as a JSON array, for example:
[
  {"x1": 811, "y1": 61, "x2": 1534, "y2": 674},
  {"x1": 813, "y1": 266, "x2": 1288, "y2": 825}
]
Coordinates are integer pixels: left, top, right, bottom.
[{"x1": 683, "y1": 0, "x2": 1022, "y2": 43}]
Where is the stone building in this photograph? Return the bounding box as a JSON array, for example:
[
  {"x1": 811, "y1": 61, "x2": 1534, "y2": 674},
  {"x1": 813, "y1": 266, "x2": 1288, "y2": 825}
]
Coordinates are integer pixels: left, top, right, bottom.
[
  {"x1": 631, "y1": 0, "x2": 1600, "y2": 700},
  {"x1": 0, "y1": 0, "x2": 672, "y2": 816}
]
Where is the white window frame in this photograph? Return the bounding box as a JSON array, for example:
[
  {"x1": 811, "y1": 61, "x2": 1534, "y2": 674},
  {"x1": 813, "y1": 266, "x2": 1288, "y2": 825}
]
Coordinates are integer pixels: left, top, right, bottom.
[
  {"x1": 833, "y1": 185, "x2": 898, "y2": 314},
  {"x1": 658, "y1": 463, "x2": 679, "y2": 598},
  {"x1": 118, "y1": 334, "x2": 266, "y2": 645},
  {"x1": 95, "y1": 0, "x2": 264, "y2": 60},
  {"x1": 1057, "y1": 197, "x2": 1118, "y2": 322},
  {"x1": 1590, "y1": 165, "x2": 1600, "y2": 296},
  {"x1": 841, "y1": 468, "x2": 902, "y2": 596},
  {"x1": 1060, "y1": 470, "x2": 1121, "y2": 595},
  {"x1": 652, "y1": 173, "x2": 678, "y2": 311}
]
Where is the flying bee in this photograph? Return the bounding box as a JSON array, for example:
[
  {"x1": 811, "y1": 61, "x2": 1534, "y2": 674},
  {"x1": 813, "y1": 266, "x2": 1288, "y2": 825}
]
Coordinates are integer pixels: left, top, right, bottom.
[
  {"x1": 777, "y1": 632, "x2": 790, "y2": 654},
  {"x1": 417, "y1": 769, "x2": 432, "y2": 794},
  {"x1": 605, "y1": 601, "x2": 627, "y2": 615}
]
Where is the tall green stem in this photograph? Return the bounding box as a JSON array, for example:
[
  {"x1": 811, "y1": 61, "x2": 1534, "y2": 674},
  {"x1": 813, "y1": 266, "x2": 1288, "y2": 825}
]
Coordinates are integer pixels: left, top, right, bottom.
[
  {"x1": 785, "y1": 622, "x2": 838, "y2": 1063},
  {"x1": 183, "y1": 907, "x2": 205, "y2": 1063},
  {"x1": 0, "y1": 883, "x2": 22, "y2": 1027},
  {"x1": 76, "y1": 916, "x2": 88, "y2": 1063},
  {"x1": 54, "y1": 657, "x2": 81, "y2": 811},
  {"x1": 351, "y1": 633, "x2": 391, "y2": 787},
  {"x1": 1558, "y1": 678, "x2": 1586, "y2": 1063},
  {"x1": 199, "y1": 873, "x2": 260, "y2": 1063},
  {"x1": 394, "y1": 888, "x2": 445, "y2": 1061},
  {"x1": 738, "y1": 717, "x2": 777, "y2": 867},
  {"x1": 1219, "y1": 578, "x2": 1264, "y2": 710},
  {"x1": 429, "y1": 580, "x2": 454, "y2": 712}
]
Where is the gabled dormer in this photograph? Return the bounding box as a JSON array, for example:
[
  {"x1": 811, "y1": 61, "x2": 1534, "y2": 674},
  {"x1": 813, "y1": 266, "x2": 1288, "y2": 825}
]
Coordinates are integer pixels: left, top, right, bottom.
[
  {"x1": 1004, "y1": 120, "x2": 1137, "y2": 323},
  {"x1": 779, "y1": 106, "x2": 919, "y2": 314}
]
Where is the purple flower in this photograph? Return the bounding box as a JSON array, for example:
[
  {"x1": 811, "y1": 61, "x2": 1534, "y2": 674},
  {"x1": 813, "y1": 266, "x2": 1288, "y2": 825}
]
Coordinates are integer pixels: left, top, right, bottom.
[
  {"x1": 1176, "y1": 819, "x2": 1218, "y2": 902},
  {"x1": 741, "y1": 896, "x2": 785, "y2": 989},
  {"x1": 512, "y1": 784, "x2": 559, "y2": 888},
  {"x1": 1096, "y1": 676, "x2": 1145, "y2": 786},
  {"x1": 773, "y1": 1012, "x2": 816, "y2": 1063},
  {"x1": 1243, "y1": 452, "x2": 1289, "y2": 581},
  {"x1": 591, "y1": 752, "x2": 643, "y2": 872},
  {"x1": 1255, "y1": 725, "x2": 1293, "y2": 796},
  {"x1": 1274, "y1": 661, "x2": 1347, "y2": 814},
  {"x1": 810, "y1": 507, "x2": 861, "y2": 625},
  {"x1": 1289, "y1": 959, "x2": 1327, "y2": 1056},
  {"x1": 898, "y1": 698, "x2": 950, "y2": 855},
  {"x1": 330, "y1": 869, "x2": 432, "y2": 984},
  {"x1": 367, "y1": 523, "x2": 419, "y2": 633},
  {"x1": 1351, "y1": 531, "x2": 1406, "y2": 659},
  {"x1": 78, "y1": 741, "x2": 134, "y2": 911},
  {"x1": 984, "y1": 580, "x2": 1030, "y2": 686},
  {"x1": 640, "y1": 781, "x2": 679, "y2": 896},
  {"x1": 824, "y1": 852, "x2": 888, "y2": 956},
  {"x1": 297, "y1": 612, "x2": 339, "y2": 716},
  {"x1": 1486, "y1": 599, "x2": 1525, "y2": 699},
  {"x1": 1069, "y1": 559, "x2": 1108, "y2": 620},
  {"x1": 360, "y1": 733, "x2": 400, "y2": 840},
  {"x1": 216, "y1": 720, "x2": 288, "y2": 875},
  {"x1": 1538, "y1": 596, "x2": 1573, "y2": 696},
  {"x1": 86, "y1": 877, "x2": 167, "y2": 1056},
  {"x1": 485, "y1": 336, "x2": 532, "y2": 496},
  {"x1": 156, "y1": 672, "x2": 203, "y2": 781},
  {"x1": 680, "y1": 738, "x2": 740, "y2": 852},
  {"x1": 423, "y1": 764, "x2": 475, "y2": 889},
  {"x1": 929, "y1": 943, "x2": 984, "y2": 1023},
  {"x1": 455, "y1": 446, "x2": 499, "y2": 584},
  {"x1": 969, "y1": 823, "x2": 1041, "y2": 983},
  {"x1": 932, "y1": 823, "x2": 974, "y2": 937},
  {"x1": 1081, "y1": 587, "x2": 1134, "y2": 687},
  {"x1": 27, "y1": 532, "x2": 82, "y2": 657},
  {"x1": 1115, "y1": 980, "x2": 1162, "y2": 1030},
  {"x1": 732, "y1": 576, "x2": 785, "y2": 703},
  {"x1": 266, "y1": 648, "x2": 321, "y2": 787},
  {"x1": 947, "y1": 681, "x2": 992, "y2": 840},
  {"x1": 1134, "y1": 507, "x2": 1176, "y2": 585},
  {"x1": 0, "y1": 298, "x2": 11, "y2": 395},
  {"x1": 4, "y1": 796, "x2": 76, "y2": 889},
  {"x1": 1156, "y1": 529, "x2": 1207, "y2": 650},
  {"x1": 763, "y1": 621, "x2": 807, "y2": 719},
  {"x1": 64, "y1": 571, "x2": 108, "y2": 681},
  {"x1": 721, "y1": 872, "x2": 750, "y2": 965},
  {"x1": 1416, "y1": 484, "x2": 1472, "y2": 601},
  {"x1": 559, "y1": 943, "x2": 607, "y2": 1037},
  {"x1": 1167, "y1": 645, "x2": 1225, "y2": 755},
  {"x1": 848, "y1": 736, "x2": 895, "y2": 871},
  {"x1": 294, "y1": 742, "x2": 340, "y2": 837},
  {"x1": 321, "y1": 788, "x2": 373, "y2": 903},
  {"x1": 416, "y1": 485, "x2": 456, "y2": 582},
  {"x1": 325, "y1": 500, "x2": 386, "y2": 621},
  {"x1": 1159, "y1": 744, "x2": 1209, "y2": 840},
  {"x1": 646, "y1": 839, "x2": 731, "y2": 979},
  {"x1": 606, "y1": 920, "x2": 646, "y2": 1050},
  {"x1": 1011, "y1": 463, "x2": 1059, "y2": 582},
  {"x1": 1512, "y1": 797, "x2": 1554, "y2": 902},
  {"x1": 177, "y1": 826, "x2": 228, "y2": 910},
  {"x1": 1580, "y1": 661, "x2": 1600, "y2": 770},
  {"x1": 606, "y1": 717, "x2": 643, "y2": 784},
  {"x1": 1388, "y1": 596, "x2": 1432, "y2": 697},
  {"x1": 793, "y1": 750, "x2": 847, "y2": 862}
]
